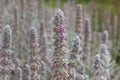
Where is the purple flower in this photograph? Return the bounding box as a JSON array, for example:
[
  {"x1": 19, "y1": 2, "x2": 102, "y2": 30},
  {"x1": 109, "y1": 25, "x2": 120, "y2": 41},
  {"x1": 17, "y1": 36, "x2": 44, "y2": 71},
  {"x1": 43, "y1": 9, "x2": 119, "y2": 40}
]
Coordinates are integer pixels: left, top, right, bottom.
[
  {"x1": 77, "y1": 5, "x2": 82, "y2": 14},
  {"x1": 61, "y1": 36, "x2": 64, "y2": 41},
  {"x1": 59, "y1": 27, "x2": 64, "y2": 34}
]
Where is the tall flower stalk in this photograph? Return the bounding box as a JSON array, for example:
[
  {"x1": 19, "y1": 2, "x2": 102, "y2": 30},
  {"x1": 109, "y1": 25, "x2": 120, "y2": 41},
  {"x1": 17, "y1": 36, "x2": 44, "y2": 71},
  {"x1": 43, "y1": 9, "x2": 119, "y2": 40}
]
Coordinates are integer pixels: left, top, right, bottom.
[
  {"x1": 93, "y1": 43, "x2": 112, "y2": 80},
  {"x1": 69, "y1": 35, "x2": 88, "y2": 80},
  {"x1": 27, "y1": 27, "x2": 41, "y2": 80},
  {"x1": 69, "y1": 35, "x2": 82, "y2": 80},
  {"x1": 75, "y1": 4, "x2": 83, "y2": 41},
  {"x1": 0, "y1": 25, "x2": 15, "y2": 80},
  {"x1": 51, "y1": 9, "x2": 69, "y2": 80},
  {"x1": 83, "y1": 18, "x2": 91, "y2": 65},
  {"x1": 99, "y1": 44, "x2": 111, "y2": 80},
  {"x1": 92, "y1": 54, "x2": 105, "y2": 80}
]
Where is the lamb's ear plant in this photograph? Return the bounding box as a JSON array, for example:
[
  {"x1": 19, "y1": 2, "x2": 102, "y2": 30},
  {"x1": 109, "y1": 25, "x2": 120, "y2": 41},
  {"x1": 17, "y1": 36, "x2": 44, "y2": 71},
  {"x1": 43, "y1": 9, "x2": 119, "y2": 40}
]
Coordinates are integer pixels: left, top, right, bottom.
[
  {"x1": 0, "y1": 25, "x2": 15, "y2": 80},
  {"x1": 83, "y1": 18, "x2": 91, "y2": 65},
  {"x1": 93, "y1": 38, "x2": 113, "y2": 80},
  {"x1": 68, "y1": 35, "x2": 86, "y2": 80},
  {"x1": 74, "y1": 4, "x2": 84, "y2": 56},
  {"x1": 69, "y1": 35, "x2": 88, "y2": 80},
  {"x1": 51, "y1": 9, "x2": 69, "y2": 80},
  {"x1": 99, "y1": 44, "x2": 113, "y2": 80},
  {"x1": 68, "y1": 4, "x2": 90, "y2": 80},
  {"x1": 27, "y1": 27, "x2": 41, "y2": 80},
  {"x1": 68, "y1": 35, "x2": 81, "y2": 80},
  {"x1": 92, "y1": 54, "x2": 105, "y2": 80},
  {"x1": 75, "y1": 4, "x2": 83, "y2": 41}
]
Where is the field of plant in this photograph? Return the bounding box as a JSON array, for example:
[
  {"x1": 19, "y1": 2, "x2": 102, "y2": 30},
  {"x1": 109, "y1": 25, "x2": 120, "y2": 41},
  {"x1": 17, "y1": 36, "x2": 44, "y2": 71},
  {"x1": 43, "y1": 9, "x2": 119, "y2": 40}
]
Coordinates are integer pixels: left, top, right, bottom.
[{"x1": 0, "y1": 0, "x2": 120, "y2": 80}]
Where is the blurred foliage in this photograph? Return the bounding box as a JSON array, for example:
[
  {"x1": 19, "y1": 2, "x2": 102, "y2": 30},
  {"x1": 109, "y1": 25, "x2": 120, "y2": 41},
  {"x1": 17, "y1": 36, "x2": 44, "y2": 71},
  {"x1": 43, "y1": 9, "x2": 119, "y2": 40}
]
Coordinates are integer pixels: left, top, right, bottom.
[
  {"x1": 9, "y1": 75, "x2": 14, "y2": 80},
  {"x1": 44, "y1": 0, "x2": 67, "y2": 7},
  {"x1": 44, "y1": 0, "x2": 120, "y2": 6},
  {"x1": 116, "y1": 55, "x2": 120, "y2": 65}
]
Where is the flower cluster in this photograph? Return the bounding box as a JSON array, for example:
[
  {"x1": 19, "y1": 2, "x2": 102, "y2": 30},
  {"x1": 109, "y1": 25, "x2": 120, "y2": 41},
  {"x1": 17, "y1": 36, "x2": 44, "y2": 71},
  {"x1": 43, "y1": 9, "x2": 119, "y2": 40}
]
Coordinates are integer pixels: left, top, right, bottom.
[
  {"x1": 75, "y1": 4, "x2": 83, "y2": 36},
  {"x1": 52, "y1": 9, "x2": 69, "y2": 80},
  {"x1": 93, "y1": 31, "x2": 112, "y2": 80},
  {"x1": 69, "y1": 35, "x2": 84, "y2": 80},
  {"x1": 83, "y1": 18, "x2": 91, "y2": 64},
  {"x1": 27, "y1": 27, "x2": 41, "y2": 80},
  {"x1": 0, "y1": 25, "x2": 15, "y2": 80}
]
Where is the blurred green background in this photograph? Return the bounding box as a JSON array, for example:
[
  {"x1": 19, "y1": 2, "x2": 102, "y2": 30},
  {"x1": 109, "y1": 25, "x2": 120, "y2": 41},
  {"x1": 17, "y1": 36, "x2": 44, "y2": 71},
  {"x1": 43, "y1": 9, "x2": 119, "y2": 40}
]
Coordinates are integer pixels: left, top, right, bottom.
[{"x1": 44, "y1": 0, "x2": 120, "y2": 38}]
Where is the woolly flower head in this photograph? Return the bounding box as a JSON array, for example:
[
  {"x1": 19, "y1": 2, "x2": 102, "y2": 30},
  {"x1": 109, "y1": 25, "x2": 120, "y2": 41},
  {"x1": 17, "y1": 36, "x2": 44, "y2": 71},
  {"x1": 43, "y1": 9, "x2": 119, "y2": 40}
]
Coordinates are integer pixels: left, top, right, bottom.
[
  {"x1": 53, "y1": 9, "x2": 67, "y2": 41},
  {"x1": 76, "y1": 63, "x2": 85, "y2": 74},
  {"x1": 2, "y1": 25, "x2": 12, "y2": 49},
  {"x1": 74, "y1": 35, "x2": 81, "y2": 44},
  {"x1": 55, "y1": 9, "x2": 65, "y2": 20},
  {"x1": 94, "y1": 54, "x2": 102, "y2": 64},
  {"x1": 93, "y1": 54, "x2": 105, "y2": 74},
  {"x1": 84, "y1": 18, "x2": 91, "y2": 43},
  {"x1": 101, "y1": 30, "x2": 109, "y2": 44},
  {"x1": 77, "y1": 4, "x2": 82, "y2": 14},
  {"x1": 99, "y1": 44, "x2": 111, "y2": 66},
  {"x1": 72, "y1": 35, "x2": 81, "y2": 50},
  {"x1": 99, "y1": 44, "x2": 108, "y2": 54},
  {"x1": 54, "y1": 9, "x2": 66, "y2": 26},
  {"x1": 14, "y1": 58, "x2": 21, "y2": 67}
]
